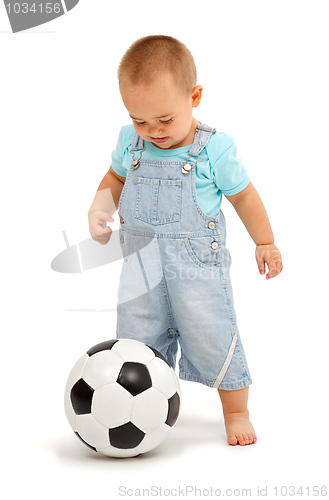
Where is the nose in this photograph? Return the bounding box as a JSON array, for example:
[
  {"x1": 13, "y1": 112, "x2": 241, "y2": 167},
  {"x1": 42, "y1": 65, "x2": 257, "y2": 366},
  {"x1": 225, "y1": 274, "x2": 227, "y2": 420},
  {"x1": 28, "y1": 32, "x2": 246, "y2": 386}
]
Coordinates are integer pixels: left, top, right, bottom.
[{"x1": 148, "y1": 124, "x2": 163, "y2": 137}]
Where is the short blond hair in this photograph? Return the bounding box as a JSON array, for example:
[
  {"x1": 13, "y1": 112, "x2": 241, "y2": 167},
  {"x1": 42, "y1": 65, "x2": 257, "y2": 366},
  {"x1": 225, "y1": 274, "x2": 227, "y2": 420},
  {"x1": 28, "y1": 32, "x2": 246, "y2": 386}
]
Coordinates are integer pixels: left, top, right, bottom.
[{"x1": 118, "y1": 35, "x2": 197, "y2": 95}]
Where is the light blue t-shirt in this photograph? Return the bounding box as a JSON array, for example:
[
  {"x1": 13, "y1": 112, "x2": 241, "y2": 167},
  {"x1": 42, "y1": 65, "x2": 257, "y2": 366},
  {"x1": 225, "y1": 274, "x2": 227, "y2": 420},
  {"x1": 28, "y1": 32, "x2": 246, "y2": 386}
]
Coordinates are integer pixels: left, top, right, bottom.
[{"x1": 111, "y1": 124, "x2": 250, "y2": 217}]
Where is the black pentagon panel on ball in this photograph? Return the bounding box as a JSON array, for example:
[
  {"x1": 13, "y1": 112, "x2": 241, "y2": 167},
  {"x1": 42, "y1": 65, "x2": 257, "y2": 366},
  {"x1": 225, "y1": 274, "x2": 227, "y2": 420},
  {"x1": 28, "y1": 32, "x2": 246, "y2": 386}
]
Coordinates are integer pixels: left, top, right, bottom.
[
  {"x1": 117, "y1": 362, "x2": 152, "y2": 396},
  {"x1": 75, "y1": 432, "x2": 97, "y2": 452},
  {"x1": 109, "y1": 422, "x2": 145, "y2": 449},
  {"x1": 165, "y1": 392, "x2": 180, "y2": 427},
  {"x1": 87, "y1": 339, "x2": 118, "y2": 357},
  {"x1": 70, "y1": 378, "x2": 94, "y2": 415},
  {"x1": 146, "y1": 345, "x2": 171, "y2": 366}
]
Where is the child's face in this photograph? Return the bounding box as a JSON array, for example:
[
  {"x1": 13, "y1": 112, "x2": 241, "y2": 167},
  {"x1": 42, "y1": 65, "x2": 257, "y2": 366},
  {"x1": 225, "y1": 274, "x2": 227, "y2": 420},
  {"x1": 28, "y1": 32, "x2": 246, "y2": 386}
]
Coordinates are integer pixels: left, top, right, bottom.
[{"x1": 120, "y1": 74, "x2": 202, "y2": 149}]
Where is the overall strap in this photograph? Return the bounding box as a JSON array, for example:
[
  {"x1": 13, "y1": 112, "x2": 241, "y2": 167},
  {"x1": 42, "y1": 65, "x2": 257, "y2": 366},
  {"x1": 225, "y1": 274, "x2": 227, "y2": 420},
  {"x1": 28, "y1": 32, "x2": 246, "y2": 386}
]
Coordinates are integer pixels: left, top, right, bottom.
[
  {"x1": 131, "y1": 133, "x2": 144, "y2": 151},
  {"x1": 189, "y1": 124, "x2": 216, "y2": 157}
]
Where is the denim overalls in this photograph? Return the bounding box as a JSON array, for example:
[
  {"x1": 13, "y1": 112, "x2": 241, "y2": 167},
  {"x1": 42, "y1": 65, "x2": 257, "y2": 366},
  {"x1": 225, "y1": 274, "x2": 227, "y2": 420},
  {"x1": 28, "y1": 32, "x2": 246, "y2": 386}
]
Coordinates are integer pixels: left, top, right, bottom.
[{"x1": 116, "y1": 125, "x2": 252, "y2": 390}]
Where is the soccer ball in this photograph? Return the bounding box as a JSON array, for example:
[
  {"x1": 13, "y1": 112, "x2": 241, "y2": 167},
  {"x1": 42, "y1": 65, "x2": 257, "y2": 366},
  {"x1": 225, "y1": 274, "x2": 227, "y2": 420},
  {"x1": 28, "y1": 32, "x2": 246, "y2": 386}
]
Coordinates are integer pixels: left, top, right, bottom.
[{"x1": 64, "y1": 339, "x2": 181, "y2": 458}]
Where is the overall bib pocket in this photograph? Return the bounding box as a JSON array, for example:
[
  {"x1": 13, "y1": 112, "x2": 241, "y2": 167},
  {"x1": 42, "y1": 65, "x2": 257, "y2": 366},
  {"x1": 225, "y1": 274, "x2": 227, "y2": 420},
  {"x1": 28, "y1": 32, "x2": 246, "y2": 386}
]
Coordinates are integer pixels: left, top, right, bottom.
[
  {"x1": 134, "y1": 176, "x2": 182, "y2": 225},
  {"x1": 185, "y1": 236, "x2": 222, "y2": 269}
]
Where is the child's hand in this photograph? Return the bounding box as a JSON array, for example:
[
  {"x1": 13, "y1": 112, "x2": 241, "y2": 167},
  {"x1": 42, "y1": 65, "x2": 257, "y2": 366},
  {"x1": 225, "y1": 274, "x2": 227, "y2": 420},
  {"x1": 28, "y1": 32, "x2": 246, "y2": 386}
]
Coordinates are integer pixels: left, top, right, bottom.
[
  {"x1": 255, "y1": 244, "x2": 283, "y2": 280},
  {"x1": 88, "y1": 210, "x2": 114, "y2": 245}
]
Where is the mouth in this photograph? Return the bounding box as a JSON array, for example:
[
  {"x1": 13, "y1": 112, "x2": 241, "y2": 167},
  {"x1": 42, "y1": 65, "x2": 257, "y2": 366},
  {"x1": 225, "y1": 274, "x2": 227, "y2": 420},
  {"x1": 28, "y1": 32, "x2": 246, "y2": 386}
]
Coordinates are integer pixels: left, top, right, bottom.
[{"x1": 150, "y1": 136, "x2": 170, "y2": 144}]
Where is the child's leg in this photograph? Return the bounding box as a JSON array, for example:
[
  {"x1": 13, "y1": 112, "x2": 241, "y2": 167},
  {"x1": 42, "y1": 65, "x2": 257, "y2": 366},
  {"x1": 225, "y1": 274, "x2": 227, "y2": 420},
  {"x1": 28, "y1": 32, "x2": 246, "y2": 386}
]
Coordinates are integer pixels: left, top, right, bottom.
[{"x1": 217, "y1": 386, "x2": 257, "y2": 446}]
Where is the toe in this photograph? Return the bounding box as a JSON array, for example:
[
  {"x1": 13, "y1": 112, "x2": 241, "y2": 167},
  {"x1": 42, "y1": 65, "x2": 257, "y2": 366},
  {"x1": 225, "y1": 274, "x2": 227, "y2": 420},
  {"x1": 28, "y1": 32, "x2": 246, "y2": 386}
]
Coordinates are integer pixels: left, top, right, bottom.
[
  {"x1": 228, "y1": 434, "x2": 238, "y2": 446},
  {"x1": 237, "y1": 434, "x2": 245, "y2": 445},
  {"x1": 246, "y1": 433, "x2": 253, "y2": 444}
]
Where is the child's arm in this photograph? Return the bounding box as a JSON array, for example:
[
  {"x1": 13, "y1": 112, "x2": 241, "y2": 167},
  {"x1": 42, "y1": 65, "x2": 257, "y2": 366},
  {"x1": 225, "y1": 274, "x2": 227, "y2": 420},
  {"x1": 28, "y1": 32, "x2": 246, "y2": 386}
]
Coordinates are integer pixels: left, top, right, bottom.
[
  {"x1": 88, "y1": 166, "x2": 125, "y2": 245},
  {"x1": 225, "y1": 182, "x2": 283, "y2": 280}
]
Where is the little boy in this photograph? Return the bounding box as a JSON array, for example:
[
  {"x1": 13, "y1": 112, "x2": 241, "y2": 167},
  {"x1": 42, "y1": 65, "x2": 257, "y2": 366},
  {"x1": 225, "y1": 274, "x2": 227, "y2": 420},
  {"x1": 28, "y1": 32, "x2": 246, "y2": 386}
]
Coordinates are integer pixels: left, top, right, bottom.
[{"x1": 88, "y1": 35, "x2": 283, "y2": 446}]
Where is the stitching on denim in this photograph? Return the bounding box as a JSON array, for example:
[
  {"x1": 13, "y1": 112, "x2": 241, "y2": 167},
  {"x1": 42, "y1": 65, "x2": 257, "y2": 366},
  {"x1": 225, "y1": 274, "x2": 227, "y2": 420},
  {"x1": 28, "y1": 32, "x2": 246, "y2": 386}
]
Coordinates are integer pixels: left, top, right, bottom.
[
  {"x1": 159, "y1": 275, "x2": 174, "y2": 329},
  {"x1": 118, "y1": 163, "x2": 135, "y2": 214},
  {"x1": 122, "y1": 229, "x2": 223, "y2": 238},
  {"x1": 216, "y1": 376, "x2": 252, "y2": 391},
  {"x1": 137, "y1": 159, "x2": 190, "y2": 167},
  {"x1": 134, "y1": 177, "x2": 182, "y2": 225},
  {"x1": 190, "y1": 168, "x2": 222, "y2": 222},
  {"x1": 184, "y1": 238, "x2": 221, "y2": 271},
  {"x1": 233, "y1": 335, "x2": 249, "y2": 380}
]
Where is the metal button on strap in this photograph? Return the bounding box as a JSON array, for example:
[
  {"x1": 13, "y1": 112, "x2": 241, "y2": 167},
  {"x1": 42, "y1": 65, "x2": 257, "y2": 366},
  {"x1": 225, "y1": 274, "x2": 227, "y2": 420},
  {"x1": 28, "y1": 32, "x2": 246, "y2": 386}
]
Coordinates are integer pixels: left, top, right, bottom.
[
  {"x1": 120, "y1": 235, "x2": 124, "y2": 244},
  {"x1": 211, "y1": 241, "x2": 219, "y2": 250},
  {"x1": 208, "y1": 221, "x2": 216, "y2": 230},
  {"x1": 120, "y1": 216, "x2": 124, "y2": 224},
  {"x1": 181, "y1": 162, "x2": 192, "y2": 175},
  {"x1": 130, "y1": 147, "x2": 146, "y2": 169}
]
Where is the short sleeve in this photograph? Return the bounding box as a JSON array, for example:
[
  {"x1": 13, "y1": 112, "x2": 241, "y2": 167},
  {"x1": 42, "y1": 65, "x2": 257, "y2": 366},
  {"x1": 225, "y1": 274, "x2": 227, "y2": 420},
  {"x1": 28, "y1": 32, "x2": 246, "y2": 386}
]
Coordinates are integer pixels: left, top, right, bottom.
[
  {"x1": 210, "y1": 134, "x2": 250, "y2": 196},
  {"x1": 111, "y1": 125, "x2": 135, "y2": 177}
]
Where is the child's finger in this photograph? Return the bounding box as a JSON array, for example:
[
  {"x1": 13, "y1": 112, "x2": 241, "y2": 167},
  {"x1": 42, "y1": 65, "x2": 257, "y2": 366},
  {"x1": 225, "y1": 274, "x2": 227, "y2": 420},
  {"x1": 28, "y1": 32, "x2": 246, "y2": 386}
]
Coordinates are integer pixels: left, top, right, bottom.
[
  {"x1": 266, "y1": 259, "x2": 283, "y2": 280},
  {"x1": 266, "y1": 263, "x2": 276, "y2": 280},
  {"x1": 93, "y1": 225, "x2": 112, "y2": 245},
  {"x1": 255, "y1": 252, "x2": 266, "y2": 275},
  {"x1": 101, "y1": 215, "x2": 114, "y2": 224},
  {"x1": 101, "y1": 220, "x2": 114, "y2": 231}
]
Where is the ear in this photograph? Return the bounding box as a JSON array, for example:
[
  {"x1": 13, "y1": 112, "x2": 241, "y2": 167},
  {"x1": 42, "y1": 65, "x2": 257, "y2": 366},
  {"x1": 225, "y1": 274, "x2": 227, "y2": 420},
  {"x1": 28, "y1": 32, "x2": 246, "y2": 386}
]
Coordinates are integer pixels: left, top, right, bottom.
[{"x1": 191, "y1": 85, "x2": 203, "y2": 108}]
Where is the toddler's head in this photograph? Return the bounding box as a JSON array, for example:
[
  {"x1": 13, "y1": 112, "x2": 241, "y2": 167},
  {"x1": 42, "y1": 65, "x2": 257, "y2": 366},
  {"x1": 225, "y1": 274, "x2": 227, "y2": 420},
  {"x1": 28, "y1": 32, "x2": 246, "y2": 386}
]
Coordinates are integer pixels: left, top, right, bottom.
[{"x1": 118, "y1": 35, "x2": 203, "y2": 149}]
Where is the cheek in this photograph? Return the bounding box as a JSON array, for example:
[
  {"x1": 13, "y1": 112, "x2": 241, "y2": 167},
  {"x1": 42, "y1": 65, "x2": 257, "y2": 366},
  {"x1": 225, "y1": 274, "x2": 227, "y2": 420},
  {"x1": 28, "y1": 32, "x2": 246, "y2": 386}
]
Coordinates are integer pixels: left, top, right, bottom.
[
  {"x1": 133, "y1": 123, "x2": 142, "y2": 132},
  {"x1": 134, "y1": 125, "x2": 147, "y2": 137},
  {"x1": 175, "y1": 116, "x2": 192, "y2": 135}
]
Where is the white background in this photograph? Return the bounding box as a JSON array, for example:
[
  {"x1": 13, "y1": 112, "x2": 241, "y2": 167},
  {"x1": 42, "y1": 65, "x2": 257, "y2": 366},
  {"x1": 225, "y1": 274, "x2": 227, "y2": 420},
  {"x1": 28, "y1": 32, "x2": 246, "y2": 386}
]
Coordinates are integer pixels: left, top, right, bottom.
[{"x1": 1, "y1": 1, "x2": 328, "y2": 498}]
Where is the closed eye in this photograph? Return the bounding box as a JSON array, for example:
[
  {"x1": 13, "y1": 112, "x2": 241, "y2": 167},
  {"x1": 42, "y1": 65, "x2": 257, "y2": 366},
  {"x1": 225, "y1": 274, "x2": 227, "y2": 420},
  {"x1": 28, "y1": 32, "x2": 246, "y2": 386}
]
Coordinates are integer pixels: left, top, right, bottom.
[{"x1": 133, "y1": 118, "x2": 173, "y2": 126}]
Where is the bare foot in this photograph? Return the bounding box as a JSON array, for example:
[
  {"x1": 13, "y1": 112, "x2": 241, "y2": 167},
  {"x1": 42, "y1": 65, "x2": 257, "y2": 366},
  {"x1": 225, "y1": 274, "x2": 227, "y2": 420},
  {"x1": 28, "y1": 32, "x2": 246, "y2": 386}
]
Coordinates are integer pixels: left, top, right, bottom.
[{"x1": 224, "y1": 411, "x2": 257, "y2": 446}]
